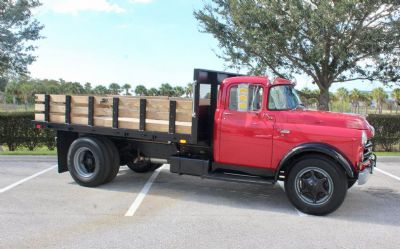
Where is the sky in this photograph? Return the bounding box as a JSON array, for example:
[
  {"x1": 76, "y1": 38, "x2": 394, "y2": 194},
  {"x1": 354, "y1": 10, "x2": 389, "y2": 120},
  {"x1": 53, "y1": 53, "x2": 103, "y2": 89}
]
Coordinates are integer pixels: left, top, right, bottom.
[{"x1": 29, "y1": 0, "x2": 393, "y2": 92}]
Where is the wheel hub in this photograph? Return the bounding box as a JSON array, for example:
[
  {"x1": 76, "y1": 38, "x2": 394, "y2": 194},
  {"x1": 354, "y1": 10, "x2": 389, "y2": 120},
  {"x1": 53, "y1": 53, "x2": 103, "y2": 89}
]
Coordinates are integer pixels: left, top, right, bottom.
[{"x1": 295, "y1": 168, "x2": 333, "y2": 205}]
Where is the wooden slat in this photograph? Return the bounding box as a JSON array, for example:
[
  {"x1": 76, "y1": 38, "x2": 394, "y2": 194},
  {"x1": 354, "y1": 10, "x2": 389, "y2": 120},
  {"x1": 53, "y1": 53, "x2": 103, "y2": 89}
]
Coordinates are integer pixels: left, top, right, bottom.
[
  {"x1": 35, "y1": 94, "x2": 45, "y2": 103},
  {"x1": 35, "y1": 104, "x2": 45, "y2": 112},
  {"x1": 119, "y1": 119, "x2": 140, "y2": 130},
  {"x1": 50, "y1": 95, "x2": 66, "y2": 103},
  {"x1": 94, "y1": 96, "x2": 113, "y2": 106},
  {"x1": 71, "y1": 96, "x2": 88, "y2": 105},
  {"x1": 94, "y1": 117, "x2": 113, "y2": 127},
  {"x1": 146, "y1": 99, "x2": 170, "y2": 110},
  {"x1": 50, "y1": 105, "x2": 65, "y2": 114},
  {"x1": 35, "y1": 113, "x2": 45, "y2": 121},
  {"x1": 176, "y1": 125, "x2": 191, "y2": 134},
  {"x1": 71, "y1": 107, "x2": 88, "y2": 115},
  {"x1": 50, "y1": 114, "x2": 65, "y2": 123},
  {"x1": 71, "y1": 116, "x2": 88, "y2": 125},
  {"x1": 176, "y1": 100, "x2": 192, "y2": 110},
  {"x1": 145, "y1": 111, "x2": 192, "y2": 122},
  {"x1": 94, "y1": 107, "x2": 112, "y2": 116},
  {"x1": 119, "y1": 98, "x2": 140, "y2": 108},
  {"x1": 119, "y1": 108, "x2": 140, "y2": 118}
]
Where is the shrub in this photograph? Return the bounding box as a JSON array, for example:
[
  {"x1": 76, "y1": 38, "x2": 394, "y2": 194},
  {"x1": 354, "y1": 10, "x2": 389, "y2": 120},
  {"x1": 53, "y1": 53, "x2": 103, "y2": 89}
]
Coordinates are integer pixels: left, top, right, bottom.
[
  {"x1": 367, "y1": 115, "x2": 400, "y2": 152},
  {"x1": 0, "y1": 112, "x2": 55, "y2": 151}
]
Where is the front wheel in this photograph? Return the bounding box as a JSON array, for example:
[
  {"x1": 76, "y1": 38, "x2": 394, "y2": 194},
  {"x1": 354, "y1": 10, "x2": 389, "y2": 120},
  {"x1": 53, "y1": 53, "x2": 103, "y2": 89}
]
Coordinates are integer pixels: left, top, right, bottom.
[{"x1": 285, "y1": 155, "x2": 348, "y2": 215}]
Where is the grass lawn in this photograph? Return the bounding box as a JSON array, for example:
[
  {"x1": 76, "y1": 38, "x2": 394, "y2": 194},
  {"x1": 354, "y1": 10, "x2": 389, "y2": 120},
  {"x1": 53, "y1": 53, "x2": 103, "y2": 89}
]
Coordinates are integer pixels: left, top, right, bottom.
[
  {"x1": 0, "y1": 146, "x2": 56, "y2": 156},
  {"x1": 374, "y1": 152, "x2": 400, "y2": 156}
]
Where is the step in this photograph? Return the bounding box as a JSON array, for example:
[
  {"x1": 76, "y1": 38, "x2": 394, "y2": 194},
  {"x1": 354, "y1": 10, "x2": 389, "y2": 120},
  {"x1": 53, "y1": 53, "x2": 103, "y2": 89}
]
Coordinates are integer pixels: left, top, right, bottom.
[{"x1": 203, "y1": 172, "x2": 275, "y2": 185}]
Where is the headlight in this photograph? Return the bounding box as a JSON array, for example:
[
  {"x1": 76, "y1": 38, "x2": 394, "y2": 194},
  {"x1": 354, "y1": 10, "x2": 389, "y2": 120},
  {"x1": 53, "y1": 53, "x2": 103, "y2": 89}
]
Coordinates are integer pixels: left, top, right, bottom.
[{"x1": 361, "y1": 131, "x2": 368, "y2": 146}]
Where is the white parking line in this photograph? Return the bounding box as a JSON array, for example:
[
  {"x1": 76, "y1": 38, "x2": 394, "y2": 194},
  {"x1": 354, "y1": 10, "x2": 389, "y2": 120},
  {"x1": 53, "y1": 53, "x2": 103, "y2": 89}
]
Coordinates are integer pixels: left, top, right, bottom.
[
  {"x1": 0, "y1": 165, "x2": 57, "y2": 194},
  {"x1": 125, "y1": 165, "x2": 165, "y2": 217},
  {"x1": 277, "y1": 181, "x2": 308, "y2": 217},
  {"x1": 376, "y1": 168, "x2": 400, "y2": 182}
]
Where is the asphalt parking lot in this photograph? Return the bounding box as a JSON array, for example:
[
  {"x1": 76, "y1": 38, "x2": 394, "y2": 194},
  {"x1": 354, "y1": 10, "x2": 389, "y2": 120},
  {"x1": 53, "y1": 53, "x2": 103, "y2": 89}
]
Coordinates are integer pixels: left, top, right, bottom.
[{"x1": 1, "y1": 156, "x2": 399, "y2": 249}]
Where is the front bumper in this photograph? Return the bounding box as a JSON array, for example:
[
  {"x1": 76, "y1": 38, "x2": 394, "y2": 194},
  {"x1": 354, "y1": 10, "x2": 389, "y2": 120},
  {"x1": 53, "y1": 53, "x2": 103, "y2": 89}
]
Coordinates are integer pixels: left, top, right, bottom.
[{"x1": 358, "y1": 154, "x2": 377, "y2": 185}]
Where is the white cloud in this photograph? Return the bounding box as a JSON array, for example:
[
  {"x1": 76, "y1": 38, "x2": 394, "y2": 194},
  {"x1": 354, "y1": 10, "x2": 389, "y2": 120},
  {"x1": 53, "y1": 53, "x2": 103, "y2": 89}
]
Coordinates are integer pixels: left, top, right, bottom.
[{"x1": 41, "y1": 0, "x2": 125, "y2": 14}]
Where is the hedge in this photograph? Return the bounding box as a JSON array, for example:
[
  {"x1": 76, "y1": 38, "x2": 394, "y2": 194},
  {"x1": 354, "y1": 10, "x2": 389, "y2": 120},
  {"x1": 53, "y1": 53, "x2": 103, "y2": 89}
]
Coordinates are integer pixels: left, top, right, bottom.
[
  {"x1": 0, "y1": 112, "x2": 55, "y2": 151},
  {"x1": 367, "y1": 115, "x2": 400, "y2": 152},
  {"x1": 0, "y1": 112, "x2": 399, "y2": 152}
]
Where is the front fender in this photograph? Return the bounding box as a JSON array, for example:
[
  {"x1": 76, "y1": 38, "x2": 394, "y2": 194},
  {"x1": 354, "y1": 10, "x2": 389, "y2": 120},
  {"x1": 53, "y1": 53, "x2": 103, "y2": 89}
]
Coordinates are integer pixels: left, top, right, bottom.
[{"x1": 275, "y1": 143, "x2": 354, "y2": 181}]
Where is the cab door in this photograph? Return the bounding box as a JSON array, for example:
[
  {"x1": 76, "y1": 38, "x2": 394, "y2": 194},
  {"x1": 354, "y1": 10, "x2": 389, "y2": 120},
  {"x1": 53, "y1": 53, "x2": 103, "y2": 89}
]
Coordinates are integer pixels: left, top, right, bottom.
[{"x1": 218, "y1": 83, "x2": 274, "y2": 168}]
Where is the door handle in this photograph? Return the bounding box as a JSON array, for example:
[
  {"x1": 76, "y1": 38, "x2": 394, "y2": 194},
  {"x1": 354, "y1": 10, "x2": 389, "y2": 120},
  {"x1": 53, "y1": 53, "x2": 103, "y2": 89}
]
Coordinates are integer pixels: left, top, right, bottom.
[{"x1": 279, "y1": 129, "x2": 291, "y2": 135}]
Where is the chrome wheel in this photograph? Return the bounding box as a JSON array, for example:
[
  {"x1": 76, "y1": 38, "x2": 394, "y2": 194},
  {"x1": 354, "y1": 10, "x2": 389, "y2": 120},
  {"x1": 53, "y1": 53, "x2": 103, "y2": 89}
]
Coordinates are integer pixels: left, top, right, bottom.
[
  {"x1": 73, "y1": 147, "x2": 96, "y2": 178},
  {"x1": 294, "y1": 167, "x2": 334, "y2": 206}
]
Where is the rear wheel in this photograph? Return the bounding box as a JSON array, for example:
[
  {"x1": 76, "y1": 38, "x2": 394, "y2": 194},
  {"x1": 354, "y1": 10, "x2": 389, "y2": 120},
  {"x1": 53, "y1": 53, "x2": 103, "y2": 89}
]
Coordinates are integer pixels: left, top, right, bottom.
[
  {"x1": 98, "y1": 137, "x2": 120, "y2": 183},
  {"x1": 126, "y1": 154, "x2": 159, "y2": 173},
  {"x1": 67, "y1": 137, "x2": 112, "y2": 187},
  {"x1": 285, "y1": 155, "x2": 348, "y2": 215}
]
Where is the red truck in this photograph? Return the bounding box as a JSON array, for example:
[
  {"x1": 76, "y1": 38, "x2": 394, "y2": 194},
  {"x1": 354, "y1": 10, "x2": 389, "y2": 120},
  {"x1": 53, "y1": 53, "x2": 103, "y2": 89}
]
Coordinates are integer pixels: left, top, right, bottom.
[{"x1": 34, "y1": 69, "x2": 376, "y2": 215}]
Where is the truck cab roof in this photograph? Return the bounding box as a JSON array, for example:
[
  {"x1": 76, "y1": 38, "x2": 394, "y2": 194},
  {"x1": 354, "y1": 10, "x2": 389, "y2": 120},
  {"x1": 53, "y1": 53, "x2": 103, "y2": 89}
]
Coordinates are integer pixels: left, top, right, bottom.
[{"x1": 222, "y1": 76, "x2": 293, "y2": 87}]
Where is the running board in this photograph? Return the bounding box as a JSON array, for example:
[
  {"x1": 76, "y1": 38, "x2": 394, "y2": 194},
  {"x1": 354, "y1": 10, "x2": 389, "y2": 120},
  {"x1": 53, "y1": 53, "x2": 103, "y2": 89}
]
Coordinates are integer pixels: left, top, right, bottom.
[{"x1": 203, "y1": 172, "x2": 275, "y2": 185}]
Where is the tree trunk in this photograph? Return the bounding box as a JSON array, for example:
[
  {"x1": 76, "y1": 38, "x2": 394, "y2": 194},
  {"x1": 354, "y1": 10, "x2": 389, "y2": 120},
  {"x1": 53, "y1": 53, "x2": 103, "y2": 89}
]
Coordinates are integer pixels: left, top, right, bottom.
[{"x1": 318, "y1": 88, "x2": 330, "y2": 111}]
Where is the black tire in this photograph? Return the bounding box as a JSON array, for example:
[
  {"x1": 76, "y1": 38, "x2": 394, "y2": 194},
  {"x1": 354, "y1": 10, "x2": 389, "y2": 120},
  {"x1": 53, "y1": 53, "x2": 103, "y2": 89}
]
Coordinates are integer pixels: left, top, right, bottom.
[
  {"x1": 98, "y1": 137, "x2": 120, "y2": 183},
  {"x1": 126, "y1": 161, "x2": 154, "y2": 173},
  {"x1": 348, "y1": 179, "x2": 357, "y2": 189},
  {"x1": 285, "y1": 155, "x2": 348, "y2": 215},
  {"x1": 67, "y1": 137, "x2": 112, "y2": 187}
]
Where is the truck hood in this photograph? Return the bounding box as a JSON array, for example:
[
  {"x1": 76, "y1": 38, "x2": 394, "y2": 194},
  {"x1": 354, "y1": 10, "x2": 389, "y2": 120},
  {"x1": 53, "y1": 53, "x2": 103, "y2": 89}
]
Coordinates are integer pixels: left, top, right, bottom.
[{"x1": 287, "y1": 110, "x2": 372, "y2": 131}]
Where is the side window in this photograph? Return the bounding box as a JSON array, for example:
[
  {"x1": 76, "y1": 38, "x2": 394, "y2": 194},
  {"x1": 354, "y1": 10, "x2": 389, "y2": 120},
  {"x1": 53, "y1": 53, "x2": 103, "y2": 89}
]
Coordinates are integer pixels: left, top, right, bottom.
[{"x1": 229, "y1": 84, "x2": 263, "y2": 112}]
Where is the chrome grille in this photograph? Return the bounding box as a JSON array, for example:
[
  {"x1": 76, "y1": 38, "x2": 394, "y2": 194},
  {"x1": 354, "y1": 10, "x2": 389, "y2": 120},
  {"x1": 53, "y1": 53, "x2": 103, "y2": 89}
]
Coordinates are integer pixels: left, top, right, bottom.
[{"x1": 363, "y1": 140, "x2": 373, "y2": 162}]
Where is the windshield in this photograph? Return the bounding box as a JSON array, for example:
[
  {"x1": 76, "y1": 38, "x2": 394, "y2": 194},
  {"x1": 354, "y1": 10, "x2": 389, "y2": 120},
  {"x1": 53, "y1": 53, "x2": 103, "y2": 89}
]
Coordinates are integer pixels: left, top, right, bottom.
[{"x1": 268, "y1": 85, "x2": 302, "y2": 110}]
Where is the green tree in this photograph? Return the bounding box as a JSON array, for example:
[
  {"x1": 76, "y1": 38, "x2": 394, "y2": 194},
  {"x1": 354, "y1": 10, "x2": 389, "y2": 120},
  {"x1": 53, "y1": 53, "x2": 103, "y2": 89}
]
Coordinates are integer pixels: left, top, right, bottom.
[
  {"x1": 93, "y1": 85, "x2": 109, "y2": 95},
  {"x1": 84, "y1": 82, "x2": 92, "y2": 94},
  {"x1": 159, "y1": 83, "x2": 174, "y2": 97},
  {"x1": 108, "y1": 83, "x2": 121, "y2": 95},
  {"x1": 335, "y1": 87, "x2": 349, "y2": 112},
  {"x1": 298, "y1": 87, "x2": 319, "y2": 108},
  {"x1": 20, "y1": 82, "x2": 34, "y2": 110},
  {"x1": 391, "y1": 88, "x2": 400, "y2": 113},
  {"x1": 173, "y1": 86, "x2": 185, "y2": 97},
  {"x1": 147, "y1": 88, "x2": 159, "y2": 96},
  {"x1": 0, "y1": 0, "x2": 44, "y2": 78},
  {"x1": 371, "y1": 87, "x2": 387, "y2": 114},
  {"x1": 185, "y1": 82, "x2": 193, "y2": 98},
  {"x1": 134, "y1": 85, "x2": 147, "y2": 96},
  {"x1": 195, "y1": 0, "x2": 400, "y2": 110},
  {"x1": 5, "y1": 81, "x2": 21, "y2": 105},
  {"x1": 349, "y1": 89, "x2": 361, "y2": 113},
  {"x1": 122, "y1": 84, "x2": 132, "y2": 96}
]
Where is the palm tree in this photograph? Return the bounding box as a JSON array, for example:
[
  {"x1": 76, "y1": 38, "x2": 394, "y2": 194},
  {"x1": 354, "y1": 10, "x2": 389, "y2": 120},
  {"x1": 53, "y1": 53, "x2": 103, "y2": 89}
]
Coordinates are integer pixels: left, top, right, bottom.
[
  {"x1": 349, "y1": 89, "x2": 361, "y2": 113},
  {"x1": 185, "y1": 82, "x2": 193, "y2": 98},
  {"x1": 5, "y1": 81, "x2": 21, "y2": 106},
  {"x1": 135, "y1": 85, "x2": 147, "y2": 96},
  {"x1": 147, "y1": 88, "x2": 159, "y2": 96},
  {"x1": 391, "y1": 88, "x2": 400, "y2": 114},
  {"x1": 173, "y1": 86, "x2": 185, "y2": 97},
  {"x1": 159, "y1": 83, "x2": 174, "y2": 97},
  {"x1": 122, "y1": 84, "x2": 132, "y2": 96},
  {"x1": 335, "y1": 87, "x2": 349, "y2": 112},
  {"x1": 108, "y1": 83, "x2": 121, "y2": 95},
  {"x1": 371, "y1": 87, "x2": 387, "y2": 114},
  {"x1": 20, "y1": 82, "x2": 34, "y2": 110},
  {"x1": 360, "y1": 92, "x2": 372, "y2": 114}
]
